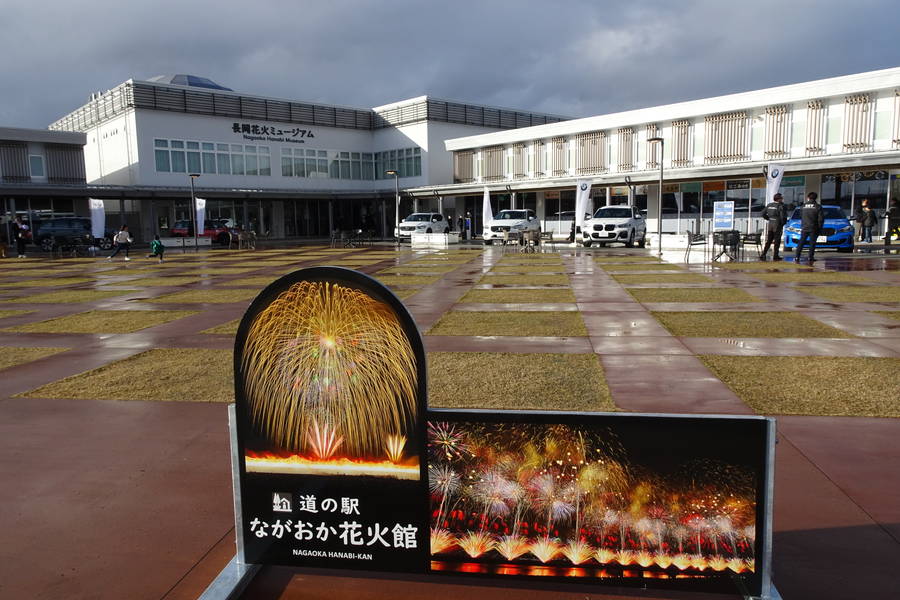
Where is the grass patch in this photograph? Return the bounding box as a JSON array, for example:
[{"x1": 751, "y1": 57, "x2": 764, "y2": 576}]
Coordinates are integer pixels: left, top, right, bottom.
[
  {"x1": 750, "y1": 272, "x2": 870, "y2": 283},
  {"x1": 479, "y1": 274, "x2": 569, "y2": 286},
  {"x1": 628, "y1": 287, "x2": 762, "y2": 303},
  {"x1": 428, "y1": 352, "x2": 615, "y2": 411},
  {"x1": 5, "y1": 309, "x2": 198, "y2": 333},
  {"x1": 146, "y1": 288, "x2": 259, "y2": 303},
  {"x1": 195, "y1": 268, "x2": 256, "y2": 275},
  {"x1": 489, "y1": 264, "x2": 566, "y2": 273},
  {"x1": 203, "y1": 319, "x2": 240, "y2": 335},
  {"x1": 874, "y1": 311, "x2": 900, "y2": 321},
  {"x1": 652, "y1": 311, "x2": 853, "y2": 338},
  {"x1": 20, "y1": 348, "x2": 233, "y2": 402},
  {"x1": 601, "y1": 263, "x2": 684, "y2": 272},
  {"x1": 0, "y1": 268, "x2": 83, "y2": 276},
  {"x1": 798, "y1": 286, "x2": 900, "y2": 303},
  {"x1": 380, "y1": 265, "x2": 458, "y2": 274},
  {"x1": 123, "y1": 276, "x2": 201, "y2": 286},
  {"x1": 612, "y1": 273, "x2": 714, "y2": 284},
  {"x1": 1, "y1": 290, "x2": 135, "y2": 303},
  {"x1": 390, "y1": 288, "x2": 421, "y2": 300},
  {"x1": 0, "y1": 347, "x2": 67, "y2": 371},
  {"x1": 374, "y1": 274, "x2": 440, "y2": 286},
  {"x1": 428, "y1": 311, "x2": 586, "y2": 336},
  {"x1": 0, "y1": 309, "x2": 32, "y2": 319},
  {"x1": 0, "y1": 277, "x2": 94, "y2": 287},
  {"x1": 459, "y1": 288, "x2": 576, "y2": 303},
  {"x1": 328, "y1": 259, "x2": 384, "y2": 266},
  {"x1": 217, "y1": 276, "x2": 280, "y2": 287},
  {"x1": 699, "y1": 356, "x2": 900, "y2": 417}
]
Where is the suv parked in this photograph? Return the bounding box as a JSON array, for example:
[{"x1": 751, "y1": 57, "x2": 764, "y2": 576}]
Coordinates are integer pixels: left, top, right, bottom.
[
  {"x1": 395, "y1": 213, "x2": 450, "y2": 240},
  {"x1": 483, "y1": 209, "x2": 540, "y2": 244},
  {"x1": 33, "y1": 217, "x2": 114, "y2": 251},
  {"x1": 582, "y1": 205, "x2": 647, "y2": 247}
]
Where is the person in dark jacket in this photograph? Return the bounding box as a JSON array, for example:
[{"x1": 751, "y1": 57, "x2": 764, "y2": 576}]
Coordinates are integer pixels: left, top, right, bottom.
[
  {"x1": 794, "y1": 192, "x2": 824, "y2": 262},
  {"x1": 860, "y1": 203, "x2": 878, "y2": 243},
  {"x1": 760, "y1": 192, "x2": 787, "y2": 260},
  {"x1": 885, "y1": 199, "x2": 900, "y2": 243}
]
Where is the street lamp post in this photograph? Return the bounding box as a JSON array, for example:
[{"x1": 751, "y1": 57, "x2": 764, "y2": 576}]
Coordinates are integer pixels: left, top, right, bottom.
[
  {"x1": 386, "y1": 170, "x2": 400, "y2": 245},
  {"x1": 647, "y1": 137, "x2": 664, "y2": 256},
  {"x1": 188, "y1": 173, "x2": 200, "y2": 251}
]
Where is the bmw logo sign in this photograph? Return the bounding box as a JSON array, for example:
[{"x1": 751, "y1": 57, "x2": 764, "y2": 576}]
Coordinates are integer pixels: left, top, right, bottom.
[
  {"x1": 772, "y1": 169, "x2": 780, "y2": 178},
  {"x1": 580, "y1": 183, "x2": 588, "y2": 191}
]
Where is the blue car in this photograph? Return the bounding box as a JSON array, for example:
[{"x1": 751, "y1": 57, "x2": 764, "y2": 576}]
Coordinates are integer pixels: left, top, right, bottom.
[{"x1": 783, "y1": 205, "x2": 854, "y2": 252}]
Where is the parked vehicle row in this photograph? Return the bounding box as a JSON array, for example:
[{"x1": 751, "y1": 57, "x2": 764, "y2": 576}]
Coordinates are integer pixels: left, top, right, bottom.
[
  {"x1": 170, "y1": 219, "x2": 240, "y2": 245},
  {"x1": 32, "y1": 217, "x2": 115, "y2": 251}
]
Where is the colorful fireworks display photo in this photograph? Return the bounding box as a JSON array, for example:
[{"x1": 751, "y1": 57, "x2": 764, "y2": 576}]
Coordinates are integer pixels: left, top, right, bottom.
[
  {"x1": 427, "y1": 417, "x2": 768, "y2": 590},
  {"x1": 238, "y1": 272, "x2": 422, "y2": 480}
]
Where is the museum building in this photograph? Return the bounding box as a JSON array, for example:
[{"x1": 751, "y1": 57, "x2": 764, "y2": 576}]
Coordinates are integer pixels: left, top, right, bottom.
[
  {"x1": 409, "y1": 66, "x2": 900, "y2": 237},
  {"x1": 45, "y1": 75, "x2": 566, "y2": 241}
]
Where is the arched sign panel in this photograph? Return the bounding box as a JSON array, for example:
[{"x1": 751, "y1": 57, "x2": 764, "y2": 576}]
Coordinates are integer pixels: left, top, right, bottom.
[
  {"x1": 233, "y1": 267, "x2": 429, "y2": 571},
  {"x1": 231, "y1": 267, "x2": 774, "y2": 597}
]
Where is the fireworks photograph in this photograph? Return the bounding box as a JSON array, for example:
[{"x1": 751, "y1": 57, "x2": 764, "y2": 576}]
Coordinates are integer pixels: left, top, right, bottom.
[
  {"x1": 236, "y1": 268, "x2": 424, "y2": 481},
  {"x1": 426, "y1": 413, "x2": 772, "y2": 594}
]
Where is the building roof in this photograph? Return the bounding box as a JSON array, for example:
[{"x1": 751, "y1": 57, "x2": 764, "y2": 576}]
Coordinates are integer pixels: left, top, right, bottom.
[
  {"x1": 145, "y1": 74, "x2": 233, "y2": 91},
  {"x1": 0, "y1": 125, "x2": 85, "y2": 146}
]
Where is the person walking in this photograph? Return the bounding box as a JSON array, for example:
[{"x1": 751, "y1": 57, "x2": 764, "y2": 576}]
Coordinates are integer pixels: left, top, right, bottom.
[
  {"x1": 107, "y1": 224, "x2": 133, "y2": 261},
  {"x1": 12, "y1": 216, "x2": 30, "y2": 258},
  {"x1": 146, "y1": 234, "x2": 165, "y2": 262},
  {"x1": 860, "y1": 203, "x2": 878, "y2": 244},
  {"x1": 885, "y1": 199, "x2": 900, "y2": 243},
  {"x1": 855, "y1": 199, "x2": 868, "y2": 242},
  {"x1": 760, "y1": 192, "x2": 787, "y2": 260},
  {"x1": 794, "y1": 192, "x2": 824, "y2": 262}
]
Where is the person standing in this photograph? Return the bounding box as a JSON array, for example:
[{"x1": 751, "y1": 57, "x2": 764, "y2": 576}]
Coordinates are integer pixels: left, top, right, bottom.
[
  {"x1": 465, "y1": 212, "x2": 472, "y2": 241},
  {"x1": 885, "y1": 199, "x2": 900, "y2": 243},
  {"x1": 12, "y1": 216, "x2": 30, "y2": 258},
  {"x1": 794, "y1": 192, "x2": 824, "y2": 262},
  {"x1": 107, "y1": 224, "x2": 133, "y2": 261},
  {"x1": 860, "y1": 203, "x2": 877, "y2": 243},
  {"x1": 760, "y1": 192, "x2": 787, "y2": 260}
]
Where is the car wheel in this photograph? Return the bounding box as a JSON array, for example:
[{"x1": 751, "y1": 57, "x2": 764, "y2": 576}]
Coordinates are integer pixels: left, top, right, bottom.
[
  {"x1": 582, "y1": 241, "x2": 592, "y2": 248},
  {"x1": 598, "y1": 242, "x2": 606, "y2": 247},
  {"x1": 426, "y1": 228, "x2": 432, "y2": 234},
  {"x1": 40, "y1": 237, "x2": 54, "y2": 252},
  {"x1": 98, "y1": 237, "x2": 112, "y2": 250},
  {"x1": 837, "y1": 246, "x2": 853, "y2": 253},
  {"x1": 444, "y1": 227, "x2": 449, "y2": 234},
  {"x1": 638, "y1": 233, "x2": 646, "y2": 248},
  {"x1": 625, "y1": 230, "x2": 635, "y2": 248},
  {"x1": 484, "y1": 240, "x2": 493, "y2": 246}
]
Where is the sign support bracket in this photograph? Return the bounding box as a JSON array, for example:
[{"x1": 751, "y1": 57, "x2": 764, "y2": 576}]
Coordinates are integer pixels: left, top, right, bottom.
[{"x1": 197, "y1": 405, "x2": 260, "y2": 600}]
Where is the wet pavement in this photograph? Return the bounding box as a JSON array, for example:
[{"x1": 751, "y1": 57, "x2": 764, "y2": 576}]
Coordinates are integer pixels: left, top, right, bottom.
[{"x1": 0, "y1": 244, "x2": 898, "y2": 600}]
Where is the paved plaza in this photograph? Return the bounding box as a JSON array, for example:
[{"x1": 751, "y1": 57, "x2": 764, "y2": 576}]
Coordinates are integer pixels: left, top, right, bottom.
[{"x1": 0, "y1": 244, "x2": 898, "y2": 600}]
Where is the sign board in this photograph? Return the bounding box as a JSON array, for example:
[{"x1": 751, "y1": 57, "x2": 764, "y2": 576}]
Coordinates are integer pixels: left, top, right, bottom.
[
  {"x1": 713, "y1": 201, "x2": 735, "y2": 230},
  {"x1": 229, "y1": 267, "x2": 775, "y2": 597}
]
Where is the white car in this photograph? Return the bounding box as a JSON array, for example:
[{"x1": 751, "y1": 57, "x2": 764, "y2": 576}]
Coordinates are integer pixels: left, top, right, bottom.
[
  {"x1": 395, "y1": 213, "x2": 451, "y2": 239},
  {"x1": 582, "y1": 205, "x2": 647, "y2": 247},
  {"x1": 483, "y1": 209, "x2": 541, "y2": 245}
]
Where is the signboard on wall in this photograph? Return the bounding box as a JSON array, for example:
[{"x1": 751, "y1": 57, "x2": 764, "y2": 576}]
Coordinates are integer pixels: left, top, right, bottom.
[{"x1": 231, "y1": 267, "x2": 774, "y2": 597}]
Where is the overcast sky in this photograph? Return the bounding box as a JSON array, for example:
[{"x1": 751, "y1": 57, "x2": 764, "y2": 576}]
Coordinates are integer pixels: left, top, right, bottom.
[{"x1": 2, "y1": 0, "x2": 899, "y2": 128}]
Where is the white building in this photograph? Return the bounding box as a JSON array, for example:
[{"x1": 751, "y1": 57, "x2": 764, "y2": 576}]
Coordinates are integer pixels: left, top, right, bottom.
[
  {"x1": 48, "y1": 75, "x2": 566, "y2": 241},
  {"x1": 408, "y1": 66, "x2": 900, "y2": 238}
]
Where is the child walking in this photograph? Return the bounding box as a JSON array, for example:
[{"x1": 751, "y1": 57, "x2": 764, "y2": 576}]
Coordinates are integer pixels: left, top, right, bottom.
[{"x1": 147, "y1": 235, "x2": 165, "y2": 262}]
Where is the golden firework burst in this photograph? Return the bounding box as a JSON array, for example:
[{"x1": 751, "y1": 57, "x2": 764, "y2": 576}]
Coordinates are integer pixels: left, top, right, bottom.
[{"x1": 242, "y1": 280, "x2": 418, "y2": 457}]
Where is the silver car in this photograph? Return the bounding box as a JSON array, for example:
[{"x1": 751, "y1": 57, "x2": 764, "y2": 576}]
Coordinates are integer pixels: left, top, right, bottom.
[{"x1": 395, "y1": 213, "x2": 451, "y2": 239}]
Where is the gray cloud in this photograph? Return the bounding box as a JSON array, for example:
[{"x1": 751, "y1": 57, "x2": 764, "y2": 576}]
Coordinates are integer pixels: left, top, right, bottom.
[{"x1": 1, "y1": 0, "x2": 899, "y2": 128}]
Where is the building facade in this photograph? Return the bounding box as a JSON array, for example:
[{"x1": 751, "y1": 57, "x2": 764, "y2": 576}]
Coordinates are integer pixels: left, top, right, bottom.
[
  {"x1": 48, "y1": 76, "x2": 566, "y2": 241},
  {"x1": 409, "y1": 67, "x2": 900, "y2": 237}
]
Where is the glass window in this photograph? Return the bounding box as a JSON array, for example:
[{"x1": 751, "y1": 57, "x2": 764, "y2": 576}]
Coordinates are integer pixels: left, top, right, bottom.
[
  {"x1": 187, "y1": 151, "x2": 201, "y2": 174},
  {"x1": 202, "y1": 152, "x2": 216, "y2": 174},
  {"x1": 155, "y1": 150, "x2": 170, "y2": 172},
  {"x1": 201, "y1": 142, "x2": 214, "y2": 151},
  {"x1": 259, "y1": 154, "x2": 271, "y2": 176},
  {"x1": 413, "y1": 155, "x2": 422, "y2": 177},
  {"x1": 231, "y1": 154, "x2": 244, "y2": 175},
  {"x1": 294, "y1": 154, "x2": 306, "y2": 177},
  {"x1": 306, "y1": 149, "x2": 317, "y2": 157},
  {"x1": 351, "y1": 160, "x2": 361, "y2": 180},
  {"x1": 231, "y1": 144, "x2": 243, "y2": 152},
  {"x1": 186, "y1": 141, "x2": 200, "y2": 150},
  {"x1": 29, "y1": 155, "x2": 45, "y2": 177},
  {"x1": 281, "y1": 155, "x2": 293, "y2": 177},
  {"x1": 154, "y1": 139, "x2": 168, "y2": 148},
  {"x1": 340, "y1": 159, "x2": 351, "y2": 179},
  {"x1": 170, "y1": 140, "x2": 184, "y2": 149},
  {"x1": 246, "y1": 154, "x2": 258, "y2": 176},
  {"x1": 259, "y1": 146, "x2": 269, "y2": 155},
  {"x1": 171, "y1": 151, "x2": 186, "y2": 172},
  {"x1": 339, "y1": 151, "x2": 350, "y2": 159},
  {"x1": 245, "y1": 145, "x2": 257, "y2": 153},
  {"x1": 318, "y1": 158, "x2": 328, "y2": 176},
  {"x1": 217, "y1": 143, "x2": 229, "y2": 152},
  {"x1": 217, "y1": 153, "x2": 231, "y2": 175},
  {"x1": 329, "y1": 155, "x2": 340, "y2": 178},
  {"x1": 363, "y1": 160, "x2": 374, "y2": 181}
]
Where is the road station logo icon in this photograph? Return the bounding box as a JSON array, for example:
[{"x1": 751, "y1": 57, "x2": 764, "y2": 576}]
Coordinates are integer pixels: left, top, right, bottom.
[{"x1": 272, "y1": 492, "x2": 293, "y2": 513}]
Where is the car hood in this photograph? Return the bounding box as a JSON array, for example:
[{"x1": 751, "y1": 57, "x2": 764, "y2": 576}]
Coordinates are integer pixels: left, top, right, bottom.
[
  {"x1": 489, "y1": 219, "x2": 528, "y2": 226},
  {"x1": 786, "y1": 218, "x2": 851, "y2": 227}
]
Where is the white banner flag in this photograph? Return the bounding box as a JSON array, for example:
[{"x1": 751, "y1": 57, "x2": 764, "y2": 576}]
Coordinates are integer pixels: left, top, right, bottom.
[
  {"x1": 195, "y1": 198, "x2": 207, "y2": 236},
  {"x1": 765, "y1": 164, "x2": 786, "y2": 205},
  {"x1": 481, "y1": 187, "x2": 492, "y2": 237},
  {"x1": 89, "y1": 198, "x2": 105, "y2": 240},
  {"x1": 575, "y1": 179, "x2": 592, "y2": 230}
]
